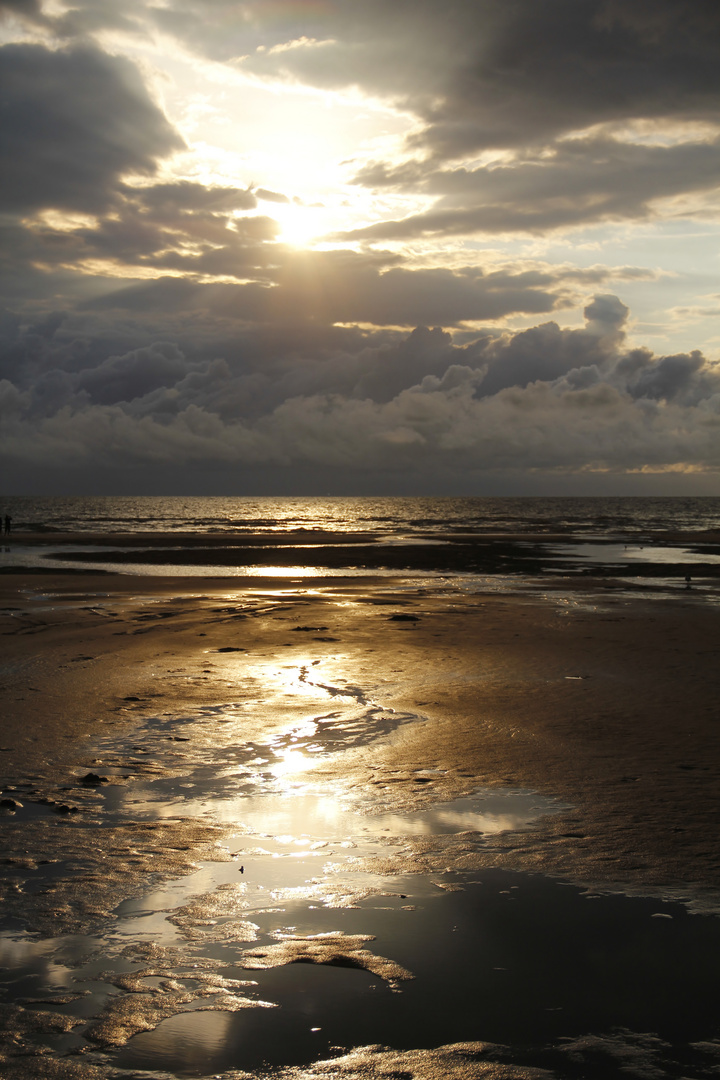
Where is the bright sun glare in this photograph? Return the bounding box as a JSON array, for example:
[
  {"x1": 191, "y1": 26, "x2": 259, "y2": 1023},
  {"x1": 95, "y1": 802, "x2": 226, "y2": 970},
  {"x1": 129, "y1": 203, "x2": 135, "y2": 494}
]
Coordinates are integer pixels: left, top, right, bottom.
[
  {"x1": 271, "y1": 201, "x2": 326, "y2": 247},
  {"x1": 271, "y1": 747, "x2": 315, "y2": 781}
]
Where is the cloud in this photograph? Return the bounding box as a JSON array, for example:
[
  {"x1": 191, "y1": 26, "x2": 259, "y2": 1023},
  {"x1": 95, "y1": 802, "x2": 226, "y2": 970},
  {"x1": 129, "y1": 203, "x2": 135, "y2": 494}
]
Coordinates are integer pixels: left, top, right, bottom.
[
  {"x1": 0, "y1": 0, "x2": 46, "y2": 26},
  {"x1": 34, "y1": 0, "x2": 718, "y2": 162},
  {"x1": 5, "y1": 159, "x2": 598, "y2": 317},
  {"x1": 2, "y1": 293, "x2": 720, "y2": 485},
  {"x1": 0, "y1": 0, "x2": 150, "y2": 37},
  {"x1": 0, "y1": 177, "x2": 277, "y2": 301},
  {"x1": 74, "y1": 342, "x2": 189, "y2": 405},
  {"x1": 132, "y1": 181, "x2": 258, "y2": 215},
  {"x1": 0, "y1": 42, "x2": 183, "y2": 216},
  {"x1": 222, "y1": 0, "x2": 720, "y2": 161},
  {"x1": 255, "y1": 188, "x2": 291, "y2": 204},
  {"x1": 72, "y1": 181, "x2": 271, "y2": 273},
  {"x1": 403, "y1": 0, "x2": 720, "y2": 162},
  {"x1": 1, "y1": 3, "x2": 718, "y2": 492},
  {"x1": 624, "y1": 350, "x2": 718, "y2": 406},
  {"x1": 78, "y1": 251, "x2": 572, "y2": 329},
  {"x1": 344, "y1": 136, "x2": 720, "y2": 240}
]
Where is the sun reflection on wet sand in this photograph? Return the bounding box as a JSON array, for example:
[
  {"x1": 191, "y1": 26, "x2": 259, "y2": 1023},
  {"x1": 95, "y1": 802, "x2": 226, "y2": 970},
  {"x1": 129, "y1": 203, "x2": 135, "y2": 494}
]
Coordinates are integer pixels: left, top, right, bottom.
[{"x1": 270, "y1": 746, "x2": 317, "y2": 784}]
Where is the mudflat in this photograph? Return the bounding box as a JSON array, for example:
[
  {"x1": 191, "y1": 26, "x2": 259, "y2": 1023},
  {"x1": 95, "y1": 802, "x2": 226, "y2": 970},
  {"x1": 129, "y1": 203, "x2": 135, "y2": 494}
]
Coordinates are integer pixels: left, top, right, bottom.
[
  {"x1": 2, "y1": 563, "x2": 718, "y2": 908},
  {"x1": 2, "y1": 547, "x2": 720, "y2": 1080}
]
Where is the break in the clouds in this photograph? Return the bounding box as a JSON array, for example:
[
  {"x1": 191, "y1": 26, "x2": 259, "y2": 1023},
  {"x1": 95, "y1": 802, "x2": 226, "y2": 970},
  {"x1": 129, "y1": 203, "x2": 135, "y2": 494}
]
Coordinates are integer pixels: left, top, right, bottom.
[{"x1": 1, "y1": 0, "x2": 719, "y2": 493}]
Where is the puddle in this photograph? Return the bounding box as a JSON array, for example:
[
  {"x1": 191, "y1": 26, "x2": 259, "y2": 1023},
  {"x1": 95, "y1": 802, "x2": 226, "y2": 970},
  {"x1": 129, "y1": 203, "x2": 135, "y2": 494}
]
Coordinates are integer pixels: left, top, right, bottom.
[
  {"x1": 114, "y1": 875, "x2": 720, "y2": 1077},
  {"x1": 0, "y1": 770, "x2": 565, "y2": 1076},
  {"x1": 0, "y1": 651, "x2": 567, "y2": 1077},
  {"x1": 5, "y1": 863, "x2": 720, "y2": 1079},
  {"x1": 1, "y1": 544, "x2": 452, "y2": 580},
  {"x1": 2, "y1": 623, "x2": 720, "y2": 1078},
  {"x1": 541, "y1": 541, "x2": 720, "y2": 566}
]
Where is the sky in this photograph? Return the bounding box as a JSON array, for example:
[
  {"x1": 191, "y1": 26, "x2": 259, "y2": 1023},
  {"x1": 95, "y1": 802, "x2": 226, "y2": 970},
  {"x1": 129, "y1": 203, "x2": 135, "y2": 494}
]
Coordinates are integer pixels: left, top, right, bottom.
[{"x1": 1, "y1": 0, "x2": 720, "y2": 496}]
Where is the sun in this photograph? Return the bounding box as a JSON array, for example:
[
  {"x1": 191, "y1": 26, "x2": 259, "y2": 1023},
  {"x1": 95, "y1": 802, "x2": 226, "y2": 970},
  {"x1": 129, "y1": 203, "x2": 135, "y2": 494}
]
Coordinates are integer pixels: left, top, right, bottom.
[{"x1": 271, "y1": 200, "x2": 326, "y2": 247}]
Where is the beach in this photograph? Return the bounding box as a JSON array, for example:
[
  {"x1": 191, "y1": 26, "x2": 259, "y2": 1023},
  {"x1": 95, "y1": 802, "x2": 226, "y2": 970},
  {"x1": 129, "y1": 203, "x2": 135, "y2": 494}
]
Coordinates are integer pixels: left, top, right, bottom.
[{"x1": 1, "y1": 528, "x2": 720, "y2": 1078}]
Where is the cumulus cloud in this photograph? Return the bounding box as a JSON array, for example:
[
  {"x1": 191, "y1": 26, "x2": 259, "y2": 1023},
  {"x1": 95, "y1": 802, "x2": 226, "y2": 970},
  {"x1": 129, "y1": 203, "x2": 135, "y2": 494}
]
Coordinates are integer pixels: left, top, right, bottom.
[
  {"x1": 625, "y1": 350, "x2": 716, "y2": 406},
  {"x1": 74, "y1": 342, "x2": 188, "y2": 405},
  {"x1": 2, "y1": 294, "x2": 720, "y2": 485}
]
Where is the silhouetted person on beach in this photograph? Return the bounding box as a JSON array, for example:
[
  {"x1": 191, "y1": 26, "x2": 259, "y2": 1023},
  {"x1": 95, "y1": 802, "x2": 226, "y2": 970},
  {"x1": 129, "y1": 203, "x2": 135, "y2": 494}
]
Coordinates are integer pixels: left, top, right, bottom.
[{"x1": 3, "y1": 515, "x2": 10, "y2": 535}]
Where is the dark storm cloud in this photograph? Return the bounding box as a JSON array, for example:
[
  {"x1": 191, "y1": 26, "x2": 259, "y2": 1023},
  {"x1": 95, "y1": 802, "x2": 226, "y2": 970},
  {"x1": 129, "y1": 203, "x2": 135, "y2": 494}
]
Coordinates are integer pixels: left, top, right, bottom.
[
  {"x1": 470, "y1": 295, "x2": 629, "y2": 398},
  {"x1": 74, "y1": 342, "x2": 188, "y2": 405},
  {"x1": 0, "y1": 42, "x2": 184, "y2": 215},
  {"x1": 624, "y1": 350, "x2": 717, "y2": 406},
  {"x1": 0, "y1": 279, "x2": 630, "y2": 423},
  {"x1": 225, "y1": 0, "x2": 720, "y2": 160}
]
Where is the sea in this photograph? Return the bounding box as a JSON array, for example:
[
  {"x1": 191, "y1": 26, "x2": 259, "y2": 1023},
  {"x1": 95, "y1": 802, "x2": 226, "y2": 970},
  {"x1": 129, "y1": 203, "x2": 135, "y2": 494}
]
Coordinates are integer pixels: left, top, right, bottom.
[
  {"x1": 1, "y1": 493, "x2": 720, "y2": 537},
  {"x1": 3, "y1": 494, "x2": 720, "y2": 591}
]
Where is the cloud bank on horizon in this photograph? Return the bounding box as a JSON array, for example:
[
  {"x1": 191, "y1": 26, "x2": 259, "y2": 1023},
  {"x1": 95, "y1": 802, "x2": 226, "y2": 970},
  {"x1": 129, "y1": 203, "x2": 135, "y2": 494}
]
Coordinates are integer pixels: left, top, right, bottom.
[{"x1": 1, "y1": 0, "x2": 719, "y2": 494}]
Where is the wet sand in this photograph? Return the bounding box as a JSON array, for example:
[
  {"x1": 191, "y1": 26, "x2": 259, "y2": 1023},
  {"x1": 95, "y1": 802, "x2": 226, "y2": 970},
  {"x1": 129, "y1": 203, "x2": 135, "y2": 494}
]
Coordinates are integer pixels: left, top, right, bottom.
[
  {"x1": 1, "y1": 543, "x2": 720, "y2": 1077},
  {"x1": 2, "y1": 562, "x2": 719, "y2": 904}
]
